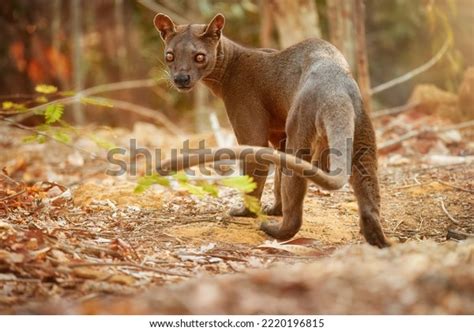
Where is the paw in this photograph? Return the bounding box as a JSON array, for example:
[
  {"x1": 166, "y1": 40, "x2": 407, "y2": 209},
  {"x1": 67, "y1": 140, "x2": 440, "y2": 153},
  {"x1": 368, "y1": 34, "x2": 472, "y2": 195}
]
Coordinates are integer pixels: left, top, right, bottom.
[
  {"x1": 260, "y1": 220, "x2": 281, "y2": 236},
  {"x1": 364, "y1": 231, "x2": 392, "y2": 248},
  {"x1": 360, "y1": 215, "x2": 392, "y2": 248},
  {"x1": 260, "y1": 220, "x2": 295, "y2": 240},
  {"x1": 229, "y1": 205, "x2": 258, "y2": 218},
  {"x1": 262, "y1": 203, "x2": 283, "y2": 216}
]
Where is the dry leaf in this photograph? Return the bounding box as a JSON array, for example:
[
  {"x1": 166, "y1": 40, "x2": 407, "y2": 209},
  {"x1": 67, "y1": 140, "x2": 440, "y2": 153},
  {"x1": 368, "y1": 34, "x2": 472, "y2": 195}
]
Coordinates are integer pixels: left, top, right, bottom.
[
  {"x1": 51, "y1": 249, "x2": 70, "y2": 263},
  {"x1": 72, "y1": 267, "x2": 109, "y2": 280},
  {"x1": 109, "y1": 274, "x2": 136, "y2": 285},
  {"x1": 0, "y1": 249, "x2": 25, "y2": 264},
  {"x1": 280, "y1": 237, "x2": 321, "y2": 246},
  {"x1": 0, "y1": 273, "x2": 17, "y2": 281},
  {"x1": 258, "y1": 241, "x2": 322, "y2": 256},
  {"x1": 28, "y1": 247, "x2": 51, "y2": 260}
]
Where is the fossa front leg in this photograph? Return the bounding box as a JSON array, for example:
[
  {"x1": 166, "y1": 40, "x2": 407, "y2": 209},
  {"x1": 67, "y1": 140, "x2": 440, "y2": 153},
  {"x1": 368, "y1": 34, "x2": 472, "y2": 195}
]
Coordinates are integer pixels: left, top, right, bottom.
[
  {"x1": 225, "y1": 102, "x2": 270, "y2": 218},
  {"x1": 263, "y1": 133, "x2": 286, "y2": 216}
]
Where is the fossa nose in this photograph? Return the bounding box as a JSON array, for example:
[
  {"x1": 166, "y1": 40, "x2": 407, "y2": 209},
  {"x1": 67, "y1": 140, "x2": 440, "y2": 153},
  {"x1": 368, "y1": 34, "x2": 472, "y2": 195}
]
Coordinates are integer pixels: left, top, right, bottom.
[{"x1": 173, "y1": 74, "x2": 191, "y2": 88}]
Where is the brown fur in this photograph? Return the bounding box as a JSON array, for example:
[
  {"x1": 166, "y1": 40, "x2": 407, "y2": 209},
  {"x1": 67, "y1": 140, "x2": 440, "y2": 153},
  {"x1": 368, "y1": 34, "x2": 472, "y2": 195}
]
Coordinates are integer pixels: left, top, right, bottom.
[{"x1": 154, "y1": 13, "x2": 390, "y2": 248}]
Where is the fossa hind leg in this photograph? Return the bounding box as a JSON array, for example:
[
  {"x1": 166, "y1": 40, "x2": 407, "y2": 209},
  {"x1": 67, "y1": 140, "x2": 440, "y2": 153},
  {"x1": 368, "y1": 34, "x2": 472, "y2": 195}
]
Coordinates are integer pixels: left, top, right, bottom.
[
  {"x1": 261, "y1": 112, "x2": 312, "y2": 240},
  {"x1": 350, "y1": 117, "x2": 390, "y2": 248},
  {"x1": 260, "y1": 142, "x2": 309, "y2": 239}
]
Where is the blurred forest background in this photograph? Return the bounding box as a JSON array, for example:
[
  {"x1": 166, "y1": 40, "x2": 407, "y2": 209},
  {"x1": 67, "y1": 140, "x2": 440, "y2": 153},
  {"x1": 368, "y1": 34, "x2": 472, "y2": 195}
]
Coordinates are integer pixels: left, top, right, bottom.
[{"x1": 0, "y1": 0, "x2": 472, "y2": 132}]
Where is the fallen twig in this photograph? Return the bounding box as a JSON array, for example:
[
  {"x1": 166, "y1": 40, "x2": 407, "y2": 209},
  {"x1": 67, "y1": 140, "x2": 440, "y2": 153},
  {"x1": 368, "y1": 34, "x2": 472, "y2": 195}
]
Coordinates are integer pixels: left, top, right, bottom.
[
  {"x1": 68, "y1": 262, "x2": 190, "y2": 277},
  {"x1": 0, "y1": 171, "x2": 21, "y2": 186},
  {"x1": 440, "y1": 199, "x2": 460, "y2": 225},
  {"x1": 179, "y1": 252, "x2": 247, "y2": 262},
  {"x1": 393, "y1": 220, "x2": 404, "y2": 232},
  {"x1": 0, "y1": 189, "x2": 26, "y2": 202},
  {"x1": 79, "y1": 244, "x2": 124, "y2": 259},
  {"x1": 437, "y1": 180, "x2": 474, "y2": 194},
  {"x1": 372, "y1": 102, "x2": 419, "y2": 119},
  {"x1": 447, "y1": 229, "x2": 474, "y2": 241}
]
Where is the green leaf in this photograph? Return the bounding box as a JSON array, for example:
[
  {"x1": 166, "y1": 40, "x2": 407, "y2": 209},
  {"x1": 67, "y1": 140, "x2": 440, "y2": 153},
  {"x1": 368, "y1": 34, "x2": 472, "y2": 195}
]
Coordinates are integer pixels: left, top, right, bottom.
[
  {"x1": 180, "y1": 182, "x2": 207, "y2": 198},
  {"x1": 243, "y1": 194, "x2": 262, "y2": 216},
  {"x1": 88, "y1": 134, "x2": 117, "y2": 150},
  {"x1": 36, "y1": 124, "x2": 51, "y2": 132},
  {"x1": 199, "y1": 182, "x2": 219, "y2": 197},
  {"x1": 22, "y1": 135, "x2": 38, "y2": 144},
  {"x1": 35, "y1": 96, "x2": 48, "y2": 103},
  {"x1": 2, "y1": 101, "x2": 26, "y2": 111},
  {"x1": 36, "y1": 135, "x2": 47, "y2": 144},
  {"x1": 34, "y1": 108, "x2": 45, "y2": 115},
  {"x1": 2, "y1": 101, "x2": 13, "y2": 110},
  {"x1": 220, "y1": 175, "x2": 256, "y2": 193},
  {"x1": 44, "y1": 104, "x2": 64, "y2": 124},
  {"x1": 173, "y1": 171, "x2": 189, "y2": 184},
  {"x1": 80, "y1": 97, "x2": 114, "y2": 108},
  {"x1": 59, "y1": 90, "x2": 76, "y2": 97},
  {"x1": 35, "y1": 84, "x2": 58, "y2": 94},
  {"x1": 53, "y1": 131, "x2": 71, "y2": 144},
  {"x1": 134, "y1": 174, "x2": 170, "y2": 194}
]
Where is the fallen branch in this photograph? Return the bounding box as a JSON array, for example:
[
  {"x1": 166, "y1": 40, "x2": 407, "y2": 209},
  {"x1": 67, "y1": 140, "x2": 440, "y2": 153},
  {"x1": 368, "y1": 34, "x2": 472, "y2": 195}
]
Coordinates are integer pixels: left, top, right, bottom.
[
  {"x1": 437, "y1": 180, "x2": 474, "y2": 194},
  {"x1": 378, "y1": 119, "x2": 474, "y2": 151},
  {"x1": 372, "y1": 102, "x2": 419, "y2": 119},
  {"x1": 371, "y1": 38, "x2": 450, "y2": 95}
]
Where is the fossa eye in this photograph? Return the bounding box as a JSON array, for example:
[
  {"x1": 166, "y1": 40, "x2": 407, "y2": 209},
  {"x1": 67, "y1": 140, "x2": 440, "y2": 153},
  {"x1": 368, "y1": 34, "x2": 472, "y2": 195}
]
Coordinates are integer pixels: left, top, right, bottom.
[
  {"x1": 195, "y1": 54, "x2": 206, "y2": 63},
  {"x1": 165, "y1": 52, "x2": 174, "y2": 62}
]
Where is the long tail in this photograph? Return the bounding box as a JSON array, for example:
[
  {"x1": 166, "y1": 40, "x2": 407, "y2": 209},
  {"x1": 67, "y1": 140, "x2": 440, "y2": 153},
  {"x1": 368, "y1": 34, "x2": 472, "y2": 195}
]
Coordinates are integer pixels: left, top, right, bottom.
[{"x1": 157, "y1": 145, "x2": 348, "y2": 190}]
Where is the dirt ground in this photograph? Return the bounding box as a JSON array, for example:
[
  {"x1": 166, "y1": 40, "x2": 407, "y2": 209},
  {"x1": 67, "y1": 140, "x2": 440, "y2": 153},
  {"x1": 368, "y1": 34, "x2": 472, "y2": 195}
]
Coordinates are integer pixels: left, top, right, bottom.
[{"x1": 0, "y1": 116, "x2": 473, "y2": 313}]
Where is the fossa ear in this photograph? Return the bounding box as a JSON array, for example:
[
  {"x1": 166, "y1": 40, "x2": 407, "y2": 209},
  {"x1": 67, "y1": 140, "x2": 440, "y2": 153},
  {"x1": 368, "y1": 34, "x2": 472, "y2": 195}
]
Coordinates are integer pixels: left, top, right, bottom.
[
  {"x1": 201, "y1": 13, "x2": 225, "y2": 40},
  {"x1": 154, "y1": 13, "x2": 176, "y2": 41}
]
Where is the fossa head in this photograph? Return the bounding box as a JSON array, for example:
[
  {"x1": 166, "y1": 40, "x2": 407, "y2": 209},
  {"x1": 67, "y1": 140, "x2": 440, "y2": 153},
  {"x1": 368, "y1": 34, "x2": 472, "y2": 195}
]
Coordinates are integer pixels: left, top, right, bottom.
[{"x1": 154, "y1": 13, "x2": 225, "y2": 92}]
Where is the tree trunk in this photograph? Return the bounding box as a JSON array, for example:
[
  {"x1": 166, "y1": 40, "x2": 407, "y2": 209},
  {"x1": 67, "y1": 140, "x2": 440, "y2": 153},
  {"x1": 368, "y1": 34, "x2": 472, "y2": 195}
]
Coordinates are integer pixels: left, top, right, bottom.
[
  {"x1": 353, "y1": 0, "x2": 373, "y2": 113},
  {"x1": 51, "y1": 0, "x2": 61, "y2": 52},
  {"x1": 327, "y1": 0, "x2": 355, "y2": 70},
  {"x1": 260, "y1": 0, "x2": 274, "y2": 48},
  {"x1": 71, "y1": 0, "x2": 85, "y2": 124},
  {"x1": 114, "y1": 0, "x2": 128, "y2": 79},
  {"x1": 267, "y1": 0, "x2": 321, "y2": 48}
]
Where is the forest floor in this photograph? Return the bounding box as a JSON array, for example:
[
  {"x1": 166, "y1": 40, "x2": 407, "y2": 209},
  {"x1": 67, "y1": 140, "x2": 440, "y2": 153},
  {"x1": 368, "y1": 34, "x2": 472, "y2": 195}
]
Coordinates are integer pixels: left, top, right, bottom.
[{"x1": 0, "y1": 94, "x2": 473, "y2": 314}]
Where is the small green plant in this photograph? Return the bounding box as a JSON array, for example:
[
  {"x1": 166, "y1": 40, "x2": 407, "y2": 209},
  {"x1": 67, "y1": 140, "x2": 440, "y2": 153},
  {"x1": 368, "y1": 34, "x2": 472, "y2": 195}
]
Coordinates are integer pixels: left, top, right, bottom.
[
  {"x1": 5, "y1": 84, "x2": 115, "y2": 149},
  {"x1": 134, "y1": 172, "x2": 263, "y2": 216}
]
